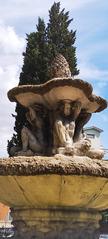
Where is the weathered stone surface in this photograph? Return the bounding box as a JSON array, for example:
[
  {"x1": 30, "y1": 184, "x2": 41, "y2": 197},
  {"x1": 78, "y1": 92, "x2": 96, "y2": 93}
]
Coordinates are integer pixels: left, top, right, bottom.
[
  {"x1": 11, "y1": 208, "x2": 100, "y2": 239},
  {"x1": 0, "y1": 156, "x2": 108, "y2": 210},
  {"x1": 7, "y1": 78, "x2": 107, "y2": 113},
  {"x1": 0, "y1": 155, "x2": 108, "y2": 177},
  {"x1": 50, "y1": 53, "x2": 71, "y2": 78}
]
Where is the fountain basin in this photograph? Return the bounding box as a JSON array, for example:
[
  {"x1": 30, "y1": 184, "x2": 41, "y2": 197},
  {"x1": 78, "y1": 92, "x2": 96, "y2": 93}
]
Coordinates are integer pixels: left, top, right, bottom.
[
  {"x1": 0, "y1": 156, "x2": 108, "y2": 211},
  {"x1": 0, "y1": 174, "x2": 108, "y2": 211}
]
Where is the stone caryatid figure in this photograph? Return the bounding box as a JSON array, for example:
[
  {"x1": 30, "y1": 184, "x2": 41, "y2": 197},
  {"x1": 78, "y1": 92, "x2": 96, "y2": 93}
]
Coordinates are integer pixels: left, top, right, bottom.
[
  {"x1": 53, "y1": 100, "x2": 82, "y2": 154},
  {"x1": 17, "y1": 104, "x2": 47, "y2": 156}
]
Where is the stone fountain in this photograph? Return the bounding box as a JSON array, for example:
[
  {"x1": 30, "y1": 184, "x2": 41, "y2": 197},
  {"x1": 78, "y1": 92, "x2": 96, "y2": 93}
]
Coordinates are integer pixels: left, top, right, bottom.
[{"x1": 0, "y1": 54, "x2": 108, "y2": 239}]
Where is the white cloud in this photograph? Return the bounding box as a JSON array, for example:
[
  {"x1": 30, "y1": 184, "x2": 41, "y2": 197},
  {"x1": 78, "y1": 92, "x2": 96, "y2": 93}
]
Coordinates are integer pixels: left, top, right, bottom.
[
  {"x1": 0, "y1": 23, "x2": 25, "y2": 157},
  {"x1": 76, "y1": 62, "x2": 108, "y2": 95},
  {"x1": 78, "y1": 63, "x2": 108, "y2": 82},
  {"x1": 0, "y1": 0, "x2": 101, "y2": 24},
  {"x1": 0, "y1": 24, "x2": 25, "y2": 54},
  {"x1": 77, "y1": 39, "x2": 108, "y2": 63}
]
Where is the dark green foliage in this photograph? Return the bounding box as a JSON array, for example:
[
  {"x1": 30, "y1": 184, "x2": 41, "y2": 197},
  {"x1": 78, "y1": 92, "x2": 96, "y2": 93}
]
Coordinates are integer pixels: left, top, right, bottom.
[
  {"x1": 19, "y1": 18, "x2": 49, "y2": 85},
  {"x1": 7, "y1": 104, "x2": 27, "y2": 156},
  {"x1": 47, "y1": 2, "x2": 79, "y2": 75},
  {"x1": 7, "y1": 2, "x2": 79, "y2": 155}
]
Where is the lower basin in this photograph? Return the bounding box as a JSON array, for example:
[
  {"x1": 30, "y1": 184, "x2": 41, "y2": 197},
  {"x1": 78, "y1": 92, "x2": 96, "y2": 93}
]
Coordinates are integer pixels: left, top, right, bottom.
[
  {"x1": 0, "y1": 174, "x2": 108, "y2": 210},
  {"x1": 0, "y1": 155, "x2": 108, "y2": 210}
]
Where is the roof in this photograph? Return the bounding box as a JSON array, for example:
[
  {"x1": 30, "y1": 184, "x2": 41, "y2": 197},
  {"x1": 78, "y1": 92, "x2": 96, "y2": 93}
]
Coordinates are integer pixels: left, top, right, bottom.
[
  {"x1": 84, "y1": 126, "x2": 103, "y2": 133},
  {"x1": 0, "y1": 203, "x2": 9, "y2": 221}
]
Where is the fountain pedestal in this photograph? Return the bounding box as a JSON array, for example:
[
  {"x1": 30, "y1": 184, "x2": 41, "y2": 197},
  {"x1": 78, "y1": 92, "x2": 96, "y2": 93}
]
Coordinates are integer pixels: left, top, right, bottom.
[
  {"x1": 0, "y1": 156, "x2": 108, "y2": 239},
  {"x1": 11, "y1": 208, "x2": 100, "y2": 239},
  {"x1": 2, "y1": 54, "x2": 108, "y2": 238}
]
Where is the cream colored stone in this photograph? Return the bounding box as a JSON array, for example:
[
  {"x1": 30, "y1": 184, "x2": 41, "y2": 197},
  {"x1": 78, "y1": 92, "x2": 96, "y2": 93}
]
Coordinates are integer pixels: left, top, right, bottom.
[
  {"x1": 0, "y1": 174, "x2": 108, "y2": 210},
  {"x1": 15, "y1": 86, "x2": 100, "y2": 113}
]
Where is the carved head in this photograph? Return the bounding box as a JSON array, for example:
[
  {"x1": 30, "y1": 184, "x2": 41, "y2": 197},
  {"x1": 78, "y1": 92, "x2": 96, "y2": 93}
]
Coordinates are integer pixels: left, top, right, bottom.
[
  {"x1": 56, "y1": 100, "x2": 71, "y2": 116},
  {"x1": 63, "y1": 100, "x2": 72, "y2": 116},
  {"x1": 56, "y1": 100, "x2": 82, "y2": 118},
  {"x1": 71, "y1": 100, "x2": 82, "y2": 114},
  {"x1": 30, "y1": 104, "x2": 47, "y2": 117}
]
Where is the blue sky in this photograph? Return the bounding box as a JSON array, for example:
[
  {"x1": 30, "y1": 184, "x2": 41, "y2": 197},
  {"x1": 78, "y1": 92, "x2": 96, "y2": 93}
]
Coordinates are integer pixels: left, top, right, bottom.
[{"x1": 0, "y1": 0, "x2": 108, "y2": 156}]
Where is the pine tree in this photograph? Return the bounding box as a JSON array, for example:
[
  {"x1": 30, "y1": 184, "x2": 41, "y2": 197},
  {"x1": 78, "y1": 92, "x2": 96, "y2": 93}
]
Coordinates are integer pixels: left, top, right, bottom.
[{"x1": 7, "y1": 2, "x2": 79, "y2": 155}]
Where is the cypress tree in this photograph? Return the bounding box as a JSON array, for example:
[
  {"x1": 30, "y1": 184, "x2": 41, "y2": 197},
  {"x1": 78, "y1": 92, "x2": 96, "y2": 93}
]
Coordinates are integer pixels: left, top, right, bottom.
[
  {"x1": 19, "y1": 17, "x2": 49, "y2": 85},
  {"x1": 7, "y1": 18, "x2": 48, "y2": 155},
  {"x1": 7, "y1": 2, "x2": 79, "y2": 155},
  {"x1": 47, "y1": 2, "x2": 79, "y2": 75}
]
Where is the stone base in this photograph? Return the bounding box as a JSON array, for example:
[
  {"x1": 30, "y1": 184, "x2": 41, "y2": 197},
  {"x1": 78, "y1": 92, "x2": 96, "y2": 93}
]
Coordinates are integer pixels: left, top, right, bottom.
[
  {"x1": 11, "y1": 208, "x2": 101, "y2": 239},
  {"x1": 0, "y1": 156, "x2": 107, "y2": 238}
]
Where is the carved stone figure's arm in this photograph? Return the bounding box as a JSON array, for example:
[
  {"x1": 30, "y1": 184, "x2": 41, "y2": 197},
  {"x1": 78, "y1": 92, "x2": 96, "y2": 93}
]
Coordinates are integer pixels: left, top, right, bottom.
[
  {"x1": 68, "y1": 121, "x2": 75, "y2": 138},
  {"x1": 70, "y1": 101, "x2": 82, "y2": 121},
  {"x1": 26, "y1": 107, "x2": 42, "y2": 129},
  {"x1": 65, "y1": 122, "x2": 74, "y2": 136},
  {"x1": 21, "y1": 126, "x2": 29, "y2": 152},
  {"x1": 74, "y1": 111, "x2": 92, "y2": 142},
  {"x1": 54, "y1": 119, "x2": 66, "y2": 146},
  {"x1": 26, "y1": 107, "x2": 35, "y2": 126}
]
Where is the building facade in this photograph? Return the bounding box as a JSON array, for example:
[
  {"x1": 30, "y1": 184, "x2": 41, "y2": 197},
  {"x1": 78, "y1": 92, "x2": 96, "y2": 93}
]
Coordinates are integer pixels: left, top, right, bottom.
[{"x1": 84, "y1": 126, "x2": 104, "y2": 149}]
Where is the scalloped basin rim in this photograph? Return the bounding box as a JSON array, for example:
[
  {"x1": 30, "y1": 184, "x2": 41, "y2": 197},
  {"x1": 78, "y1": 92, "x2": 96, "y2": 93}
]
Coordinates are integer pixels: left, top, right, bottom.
[
  {"x1": 0, "y1": 156, "x2": 108, "y2": 177},
  {"x1": 7, "y1": 78, "x2": 107, "y2": 113}
]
